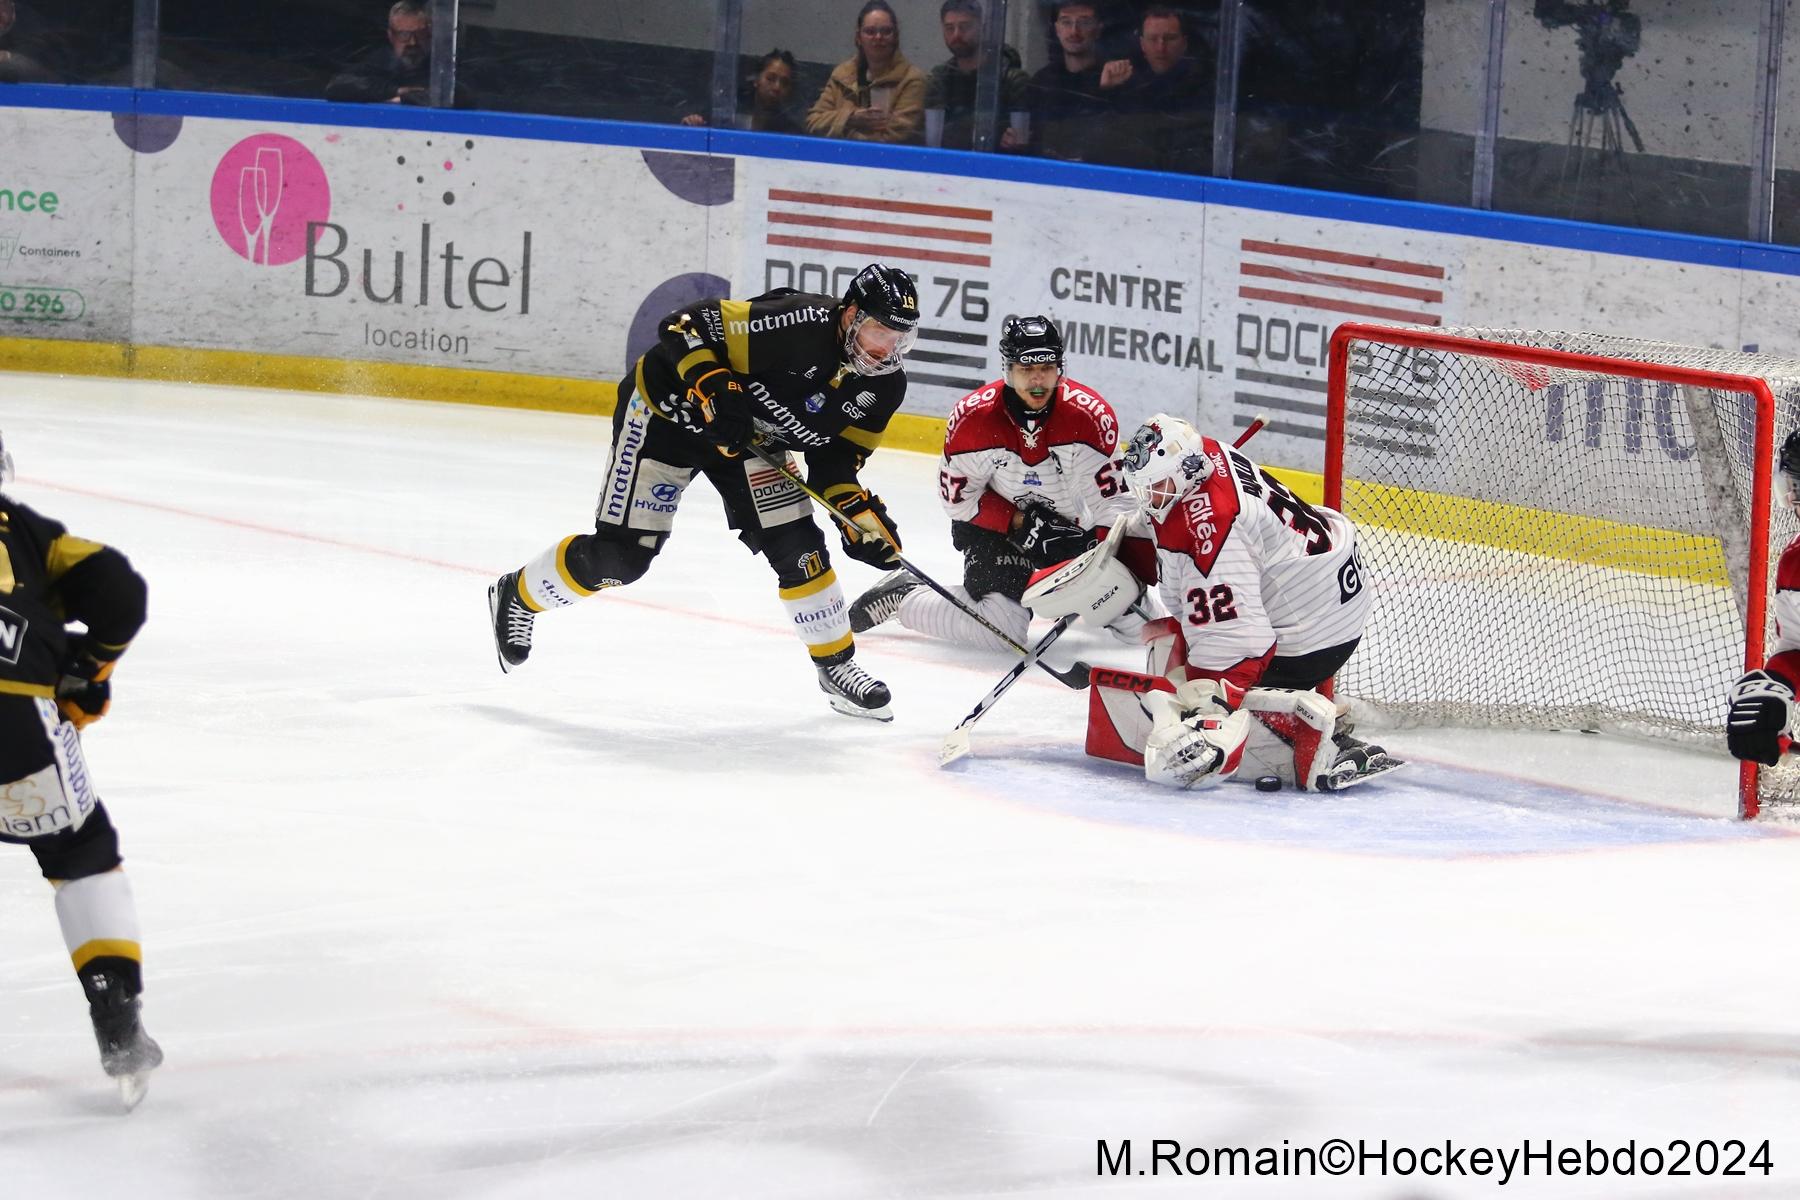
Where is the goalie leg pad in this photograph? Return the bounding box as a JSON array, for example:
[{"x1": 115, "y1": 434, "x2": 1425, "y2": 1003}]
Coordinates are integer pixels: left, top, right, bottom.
[
  {"x1": 1143, "y1": 681, "x2": 1250, "y2": 790},
  {"x1": 1238, "y1": 687, "x2": 1340, "y2": 791},
  {"x1": 1085, "y1": 667, "x2": 1174, "y2": 766}
]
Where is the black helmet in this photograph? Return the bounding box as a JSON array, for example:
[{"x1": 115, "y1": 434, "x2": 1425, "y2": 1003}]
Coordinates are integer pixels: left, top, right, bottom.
[
  {"x1": 843, "y1": 263, "x2": 920, "y2": 331},
  {"x1": 999, "y1": 314, "x2": 1063, "y2": 369},
  {"x1": 1782, "y1": 428, "x2": 1800, "y2": 511},
  {"x1": 841, "y1": 263, "x2": 919, "y2": 376},
  {"x1": 1781, "y1": 428, "x2": 1800, "y2": 480}
]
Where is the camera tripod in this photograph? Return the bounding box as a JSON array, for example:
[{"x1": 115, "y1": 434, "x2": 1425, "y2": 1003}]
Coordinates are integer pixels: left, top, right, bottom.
[{"x1": 1561, "y1": 79, "x2": 1644, "y2": 217}]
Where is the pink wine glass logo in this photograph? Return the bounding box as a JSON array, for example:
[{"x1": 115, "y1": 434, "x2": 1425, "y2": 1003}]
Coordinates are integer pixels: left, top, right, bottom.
[{"x1": 210, "y1": 134, "x2": 330, "y2": 266}]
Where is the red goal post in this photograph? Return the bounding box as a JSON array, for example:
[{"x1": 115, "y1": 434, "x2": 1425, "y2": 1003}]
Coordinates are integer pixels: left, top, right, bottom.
[{"x1": 1324, "y1": 323, "x2": 1791, "y2": 818}]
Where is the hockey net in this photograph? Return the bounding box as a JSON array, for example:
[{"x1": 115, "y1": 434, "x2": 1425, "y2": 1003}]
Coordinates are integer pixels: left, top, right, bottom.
[{"x1": 1324, "y1": 324, "x2": 1800, "y2": 818}]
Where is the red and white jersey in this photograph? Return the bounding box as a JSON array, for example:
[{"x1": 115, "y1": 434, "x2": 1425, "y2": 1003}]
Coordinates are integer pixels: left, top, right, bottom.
[
  {"x1": 1149, "y1": 439, "x2": 1370, "y2": 688},
  {"x1": 1765, "y1": 535, "x2": 1800, "y2": 688},
  {"x1": 938, "y1": 377, "x2": 1137, "y2": 535}
]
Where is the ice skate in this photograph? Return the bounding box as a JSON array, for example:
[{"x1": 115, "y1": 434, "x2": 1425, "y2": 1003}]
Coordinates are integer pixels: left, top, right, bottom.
[
  {"x1": 817, "y1": 655, "x2": 893, "y2": 721},
  {"x1": 848, "y1": 569, "x2": 920, "y2": 633},
  {"x1": 488, "y1": 570, "x2": 535, "y2": 673},
  {"x1": 1317, "y1": 729, "x2": 1405, "y2": 792},
  {"x1": 90, "y1": 986, "x2": 162, "y2": 1111}
]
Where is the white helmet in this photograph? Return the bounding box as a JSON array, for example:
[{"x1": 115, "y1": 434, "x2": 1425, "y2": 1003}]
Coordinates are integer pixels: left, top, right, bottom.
[{"x1": 1120, "y1": 414, "x2": 1214, "y2": 520}]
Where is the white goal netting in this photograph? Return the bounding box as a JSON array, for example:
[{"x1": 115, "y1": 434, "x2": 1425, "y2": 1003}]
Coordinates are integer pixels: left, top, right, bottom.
[{"x1": 1330, "y1": 327, "x2": 1800, "y2": 814}]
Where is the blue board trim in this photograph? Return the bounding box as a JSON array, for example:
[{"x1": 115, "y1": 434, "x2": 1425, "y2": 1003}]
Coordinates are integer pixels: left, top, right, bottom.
[{"x1": 6, "y1": 84, "x2": 1797, "y2": 276}]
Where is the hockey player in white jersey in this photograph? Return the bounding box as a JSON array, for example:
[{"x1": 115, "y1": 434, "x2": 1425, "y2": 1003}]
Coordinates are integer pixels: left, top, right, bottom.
[
  {"x1": 1727, "y1": 429, "x2": 1800, "y2": 766},
  {"x1": 847, "y1": 314, "x2": 1148, "y2": 649},
  {"x1": 1025, "y1": 412, "x2": 1397, "y2": 792}
]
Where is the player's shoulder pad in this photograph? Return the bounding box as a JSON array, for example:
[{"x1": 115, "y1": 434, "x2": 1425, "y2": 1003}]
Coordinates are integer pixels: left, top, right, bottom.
[
  {"x1": 1050, "y1": 378, "x2": 1120, "y2": 452},
  {"x1": 945, "y1": 381, "x2": 1011, "y2": 454},
  {"x1": 0, "y1": 496, "x2": 67, "y2": 545},
  {"x1": 1778, "y1": 533, "x2": 1800, "y2": 592},
  {"x1": 742, "y1": 289, "x2": 839, "y2": 329}
]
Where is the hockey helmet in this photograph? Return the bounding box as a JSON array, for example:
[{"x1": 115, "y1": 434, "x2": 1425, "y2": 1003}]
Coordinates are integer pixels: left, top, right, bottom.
[
  {"x1": 999, "y1": 314, "x2": 1064, "y2": 429},
  {"x1": 1121, "y1": 413, "x2": 1214, "y2": 520},
  {"x1": 841, "y1": 263, "x2": 920, "y2": 376},
  {"x1": 999, "y1": 314, "x2": 1064, "y2": 369},
  {"x1": 1782, "y1": 427, "x2": 1800, "y2": 513}
]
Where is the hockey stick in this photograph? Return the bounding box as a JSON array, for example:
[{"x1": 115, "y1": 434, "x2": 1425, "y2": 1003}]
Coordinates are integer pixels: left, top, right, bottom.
[
  {"x1": 937, "y1": 414, "x2": 1271, "y2": 766},
  {"x1": 744, "y1": 441, "x2": 1092, "y2": 689},
  {"x1": 939, "y1": 613, "x2": 1078, "y2": 766}
]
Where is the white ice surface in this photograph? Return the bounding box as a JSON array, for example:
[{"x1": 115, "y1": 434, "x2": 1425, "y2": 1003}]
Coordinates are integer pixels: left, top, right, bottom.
[{"x1": 4, "y1": 376, "x2": 1800, "y2": 1199}]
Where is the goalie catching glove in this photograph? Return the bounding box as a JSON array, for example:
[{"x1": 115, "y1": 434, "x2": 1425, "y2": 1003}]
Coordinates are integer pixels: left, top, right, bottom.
[
  {"x1": 56, "y1": 635, "x2": 122, "y2": 730},
  {"x1": 667, "y1": 367, "x2": 754, "y2": 451},
  {"x1": 1727, "y1": 668, "x2": 1794, "y2": 766},
  {"x1": 1143, "y1": 679, "x2": 1251, "y2": 789},
  {"x1": 1014, "y1": 502, "x2": 1097, "y2": 570},
  {"x1": 831, "y1": 488, "x2": 902, "y2": 568}
]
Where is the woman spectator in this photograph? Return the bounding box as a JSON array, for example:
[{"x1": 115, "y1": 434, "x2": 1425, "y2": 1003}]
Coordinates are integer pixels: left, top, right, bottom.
[
  {"x1": 683, "y1": 49, "x2": 804, "y2": 134},
  {"x1": 806, "y1": 1, "x2": 927, "y2": 144}
]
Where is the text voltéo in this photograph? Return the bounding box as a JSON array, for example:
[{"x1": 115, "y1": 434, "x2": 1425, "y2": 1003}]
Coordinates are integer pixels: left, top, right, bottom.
[{"x1": 305, "y1": 222, "x2": 532, "y2": 313}]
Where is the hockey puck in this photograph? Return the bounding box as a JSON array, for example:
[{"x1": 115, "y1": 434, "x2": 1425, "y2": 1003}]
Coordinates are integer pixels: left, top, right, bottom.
[{"x1": 1255, "y1": 775, "x2": 1282, "y2": 793}]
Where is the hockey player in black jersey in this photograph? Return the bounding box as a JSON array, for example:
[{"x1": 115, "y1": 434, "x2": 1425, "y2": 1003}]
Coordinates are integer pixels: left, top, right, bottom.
[
  {"x1": 489, "y1": 263, "x2": 920, "y2": 719},
  {"x1": 0, "y1": 432, "x2": 162, "y2": 1108}
]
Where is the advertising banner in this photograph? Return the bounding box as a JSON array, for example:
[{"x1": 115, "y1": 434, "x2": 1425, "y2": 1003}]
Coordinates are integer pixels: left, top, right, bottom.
[
  {"x1": 0, "y1": 109, "x2": 134, "y2": 345},
  {"x1": 128, "y1": 117, "x2": 740, "y2": 382}
]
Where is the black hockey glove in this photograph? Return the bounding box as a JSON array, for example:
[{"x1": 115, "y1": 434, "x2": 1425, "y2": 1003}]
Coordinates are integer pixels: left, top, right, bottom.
[
  {"x1": 1014, "y1": 501, "x2": 1097, "y2": 569},
  {"x1": 670, "y1": 367, "x2": 754, "y2": 451},
  {"x1": 1727, "y1": 668, "x2": 1794, "y2": 766},
  {"x1": 56, "y1": 636, "x2": 120, "y2": 731},
  {"x1": 832, "y1": 488, "x2": 902, "y2": 568}
]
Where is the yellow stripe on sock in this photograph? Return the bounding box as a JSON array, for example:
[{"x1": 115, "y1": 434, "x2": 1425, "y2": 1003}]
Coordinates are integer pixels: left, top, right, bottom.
[
  {"x1": 71, "y1": 938, "x2": 141, "y2": 972},
  {"x1": 809, "y1": 631, "x2": 855, "y2": 660},
  {"x1": 554, "y1": 535, "x2": 598, "y2": 598},
  {"x1": 779, "y1": 569, "x2": 839, "y2": 602}
]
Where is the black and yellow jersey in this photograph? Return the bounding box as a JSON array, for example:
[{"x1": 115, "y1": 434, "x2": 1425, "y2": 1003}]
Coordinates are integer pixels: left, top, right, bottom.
[
  {"x1": 0, "y1": 498, "x2": 147, "y2": 697},
  {"x1": 635, "y1": 288, "x2": 908, "y2": 498}
]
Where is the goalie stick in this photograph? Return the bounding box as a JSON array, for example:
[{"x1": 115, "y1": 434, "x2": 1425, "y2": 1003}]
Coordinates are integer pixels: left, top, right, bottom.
[
  {"x1": 937, "y1": 413, "x2": 1269, "y2": 766},
  {"x1": 744, "y1": 441, "x2": 1092, "y2": 689},
  {"x1": 940, "y1": 612, "x2": 1080, "y2": 765}
]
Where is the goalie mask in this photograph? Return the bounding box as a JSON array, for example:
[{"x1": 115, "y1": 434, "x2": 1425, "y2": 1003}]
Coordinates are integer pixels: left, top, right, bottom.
[
  {"x1": 1782, "y1": 428, "x2": 1800, "y2": 515},
  {"x1": 841, "y1": 263, "x2": 920, "y2": 376},
  {"x1": 999, "y1": 315, "x2": 1064, "y2": 435},
  {"x1": 1121, "y1": 414, "x2": 1213, "y2": 520}
]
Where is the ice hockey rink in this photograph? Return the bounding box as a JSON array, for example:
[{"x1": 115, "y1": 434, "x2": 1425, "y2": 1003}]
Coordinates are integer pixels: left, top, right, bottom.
[{"x1": 6, "y1": 374, "x2": 1800, "y2": 1199}]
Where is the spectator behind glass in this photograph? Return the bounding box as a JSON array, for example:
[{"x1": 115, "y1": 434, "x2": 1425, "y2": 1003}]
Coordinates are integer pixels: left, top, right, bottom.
[
  {"x1": 682, "y1": 49, "x2": 804, "y2": 134},
  {"x1": 1096, "y1": 6, "x2": 1214, "y2": 173},
  {"x1": 0, "y1": 0, "x2": 62, "y2": 83},
  {"x1": 1028, "y1": 1, "x2": 1120, "y2": 162},
  {"x1": 923, "y1": 0, "x2": 1030, "y2": 151},
  {"x1": 325, "y1": 0, "x2": 473, "y2": 106},
  {"x1": 806, "y1": 0, "x2": 927, "y2": 144}
]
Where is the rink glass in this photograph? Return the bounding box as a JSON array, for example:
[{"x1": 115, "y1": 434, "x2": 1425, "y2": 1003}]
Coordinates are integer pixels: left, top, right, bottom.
[{"x1": 16, "y1": 0, "x2": 1800, "y2": 245}]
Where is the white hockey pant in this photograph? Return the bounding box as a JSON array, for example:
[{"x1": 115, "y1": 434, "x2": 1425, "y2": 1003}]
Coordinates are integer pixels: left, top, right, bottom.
[{"x1": 896, "y1": 585, "x2": 1030, "y2": 652}]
